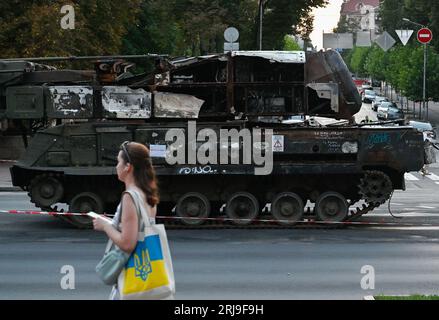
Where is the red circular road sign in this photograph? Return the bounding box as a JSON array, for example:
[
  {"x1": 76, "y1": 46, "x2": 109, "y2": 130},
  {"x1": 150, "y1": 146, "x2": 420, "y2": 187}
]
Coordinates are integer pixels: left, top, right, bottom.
[{"x1": 417, "y1": 28, "x2": 433, "y2": 44}]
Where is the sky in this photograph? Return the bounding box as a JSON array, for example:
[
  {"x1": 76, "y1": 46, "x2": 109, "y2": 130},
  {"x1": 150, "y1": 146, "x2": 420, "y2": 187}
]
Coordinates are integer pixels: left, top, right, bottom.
[{"x1": 310, "y1": 0, "x2": 344, "y2": 50}]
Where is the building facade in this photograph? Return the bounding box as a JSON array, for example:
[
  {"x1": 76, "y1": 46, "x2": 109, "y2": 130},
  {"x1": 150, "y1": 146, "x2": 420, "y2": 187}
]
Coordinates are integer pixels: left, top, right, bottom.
[{"x1": 340, "y1": 0, "x2": 381, "y2": 33}]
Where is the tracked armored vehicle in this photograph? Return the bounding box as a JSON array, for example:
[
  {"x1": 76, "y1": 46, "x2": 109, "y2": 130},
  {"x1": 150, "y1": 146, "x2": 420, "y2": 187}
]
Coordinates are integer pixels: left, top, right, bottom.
[{"x1": 3, "y1": 50, "x2": 426, "y2": 228}]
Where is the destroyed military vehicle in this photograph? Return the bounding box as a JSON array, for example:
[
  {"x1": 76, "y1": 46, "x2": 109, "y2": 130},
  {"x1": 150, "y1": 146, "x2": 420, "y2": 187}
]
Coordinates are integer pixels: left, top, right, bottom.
[{"x1": 1, "y1": 50, "x2": 426, "y2": 228}]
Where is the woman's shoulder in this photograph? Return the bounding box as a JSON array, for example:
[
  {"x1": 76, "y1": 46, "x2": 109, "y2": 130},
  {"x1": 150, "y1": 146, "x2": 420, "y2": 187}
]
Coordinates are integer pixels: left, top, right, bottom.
[
  {"x1": 123, "y1": 188, "x2": 148, "y2": 207},
  {"x1": 121, "y1": 190, "x2": 137, "y2": 203}
]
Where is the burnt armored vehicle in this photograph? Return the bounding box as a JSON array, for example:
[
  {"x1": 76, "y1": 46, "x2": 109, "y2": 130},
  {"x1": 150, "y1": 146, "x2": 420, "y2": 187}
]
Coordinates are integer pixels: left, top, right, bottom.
[{"x1": 3, "y1": 50, "x2": 425, "y2": 228}]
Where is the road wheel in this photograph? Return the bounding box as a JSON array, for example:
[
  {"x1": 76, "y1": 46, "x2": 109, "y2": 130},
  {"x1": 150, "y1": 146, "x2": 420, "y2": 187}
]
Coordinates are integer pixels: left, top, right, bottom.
[
  {"x1": 29, "y1": 174, "x2": 64, "y2": 208},
  {"x1": 226, "y1": 192, "x2": 259, "y2": 225},
  {"x1": 358, "y1": 171, "x2": 393, "y2": 205},
  {"x1": 65, "y1": 192, "x2": 104, "y2": 229},
  {"x1": 315, "y1": 192, "x2": 348, "y2": 222},
  {"x1": 271, "y1": 192, "x2": 304, "y2": 225},
  {"x1": 176, "y1": 192, "x2": 210, "y2": 225}
]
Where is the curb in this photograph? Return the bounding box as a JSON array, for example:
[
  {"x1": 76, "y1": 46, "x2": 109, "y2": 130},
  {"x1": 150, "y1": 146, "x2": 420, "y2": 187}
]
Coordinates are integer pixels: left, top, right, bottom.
[
  {"x1": 0, "y1": 160, "x2": 17, "y2": 163},
  {"x1": 0, "y1": 187, "x2": 22, "y2": 192}
]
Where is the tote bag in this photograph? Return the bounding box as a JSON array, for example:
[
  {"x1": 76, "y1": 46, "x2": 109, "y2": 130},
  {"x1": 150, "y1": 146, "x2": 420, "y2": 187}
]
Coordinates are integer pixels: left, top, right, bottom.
[{"x1": 118, "y1": 190, "x2": 175, "y2": 300}]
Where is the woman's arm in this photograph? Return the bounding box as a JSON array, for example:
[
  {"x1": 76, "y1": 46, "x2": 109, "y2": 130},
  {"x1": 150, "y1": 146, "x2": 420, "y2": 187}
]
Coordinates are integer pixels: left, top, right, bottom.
[{"x1": 94, "y1": 193, "x2": 139, "y2": 253}]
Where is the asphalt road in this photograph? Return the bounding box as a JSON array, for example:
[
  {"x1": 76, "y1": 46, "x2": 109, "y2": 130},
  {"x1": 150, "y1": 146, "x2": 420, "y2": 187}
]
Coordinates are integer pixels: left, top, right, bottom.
[
  {"x1": 1, "y1": 170, "x2": 439, "y2": 300},
  {"x1": 1, "y1": 102, "x2": 439, "y2": 300}
]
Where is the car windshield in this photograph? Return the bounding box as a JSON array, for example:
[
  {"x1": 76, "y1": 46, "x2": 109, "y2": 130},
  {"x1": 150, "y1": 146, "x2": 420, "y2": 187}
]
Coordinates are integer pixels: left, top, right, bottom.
[{"x1": 365, "y1": 90, "x2": 376, "y2": 96}]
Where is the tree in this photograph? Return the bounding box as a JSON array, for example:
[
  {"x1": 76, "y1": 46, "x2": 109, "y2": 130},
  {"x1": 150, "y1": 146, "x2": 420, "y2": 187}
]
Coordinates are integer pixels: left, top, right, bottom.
[
  {"x1": 378, "y1": 0, "x2": 405, "y2": 38},
  {"x1": 0, "y1": 0, "x2": 331, "y2": 59},
  {"x1": 334, "y1": 13, "x2": 358, "y2": 33},
  {"x1": 343, "y1": 0, "x2": 439, "y2": 103},
  {"x1": 350, "y1": 47, "x2": 371, "y2": 77},
  {"x1": 283, "y1": 35, "x2": 302, "y2": 51},
  {"x1": 364, "y1": 46, "x2": 387, "y2": 81},
  {"x1": 257, "y1": 0, "x2": 328, "y2": 50},
  {"x1": 0, "y1": 0, "x2": 141, "y2": 58},
  {"x1": 122, "y1": 1, "x2": 183, "y2": 56}
]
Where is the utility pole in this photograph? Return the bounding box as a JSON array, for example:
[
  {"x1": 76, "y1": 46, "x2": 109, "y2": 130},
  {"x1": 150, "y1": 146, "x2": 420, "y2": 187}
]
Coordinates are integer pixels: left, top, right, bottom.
[
  {"x1": 424, "y1": 43, "x2": 428, "y2": 120},
  {"x1": 259, "y1": 0, "x2": 264, "y2": 50},
  {"x1": 403, "y1": 18, "x2": 431, "y2": 121}
]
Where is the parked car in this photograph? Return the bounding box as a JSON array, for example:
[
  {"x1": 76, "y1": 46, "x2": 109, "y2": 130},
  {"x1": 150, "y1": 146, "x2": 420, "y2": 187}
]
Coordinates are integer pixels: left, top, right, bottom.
[
  {"x1": 377, "y1": 102, "x2": 403, "y2": 121},
  {"x1": 408, "y1": 120, "x2": 437, "y2": 141},
  {"x1": 362, "y1": 89, "x2": 376, "y2": 103},
  {"x1": 373, "y1": 96, "x2": 389, "y2": 111},
  {"x1": 386, "y1": 106, "x2": 405, "y2": 120},
  {"x1": 358, "y1": 83, "x2": 372, "y2": 95},
  {"x1": 377, "y1": 105, "x2": 389, "y2": 120}
]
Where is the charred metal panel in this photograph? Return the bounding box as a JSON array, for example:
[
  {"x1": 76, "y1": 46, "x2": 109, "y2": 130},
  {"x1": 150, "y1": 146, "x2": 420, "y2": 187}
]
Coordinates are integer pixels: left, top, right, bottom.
[
  {"x1": 5, "y1": 86, "x2": 44, "y2": 119},
  {"x1": 307, "y1": 83, "x2": 339, "y2": 113},
  {"x1": 102, "y1": 86, "x2": 151, "y2": 119},
  {"x1": 306, "y1": 50, "x2": 361, "y2": 119},
  {"x1": 46, "y1": 86, "x2": 93, "y2": 118},
  {"x1": 154, "y1": 92, "x2": 204, "y2": 118}
]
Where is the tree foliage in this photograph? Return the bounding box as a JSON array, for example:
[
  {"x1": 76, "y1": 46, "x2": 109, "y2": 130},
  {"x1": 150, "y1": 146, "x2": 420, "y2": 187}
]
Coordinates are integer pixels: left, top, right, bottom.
[
  {"x1": 341, "y1": 0, "x2": 439, "y2": 102},
  {"x1": 259, "y1": 0, "x2": 328, "y2": 50},
  {"x1": 0, "y1": 0, "x2": 328, "y2": 59},
  {"x1": 283, "y1": 36, "x2": 302, "y2": 51},
  {"x1": 0, "y1": 1, "x2": 141, "y2": 58},
  {"x1": 346, "y1": 44, "x2": 439, "y2": 101}
]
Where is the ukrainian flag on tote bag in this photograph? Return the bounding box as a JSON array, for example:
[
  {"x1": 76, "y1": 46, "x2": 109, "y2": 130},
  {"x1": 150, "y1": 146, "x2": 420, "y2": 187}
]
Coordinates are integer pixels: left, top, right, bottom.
[{"x1": 118, "y1": 190, "x2": 175, "y2": 300}]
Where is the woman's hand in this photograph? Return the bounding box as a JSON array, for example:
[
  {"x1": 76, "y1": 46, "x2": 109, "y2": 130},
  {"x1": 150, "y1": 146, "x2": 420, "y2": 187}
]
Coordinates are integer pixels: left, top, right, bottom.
[{"x1": 93, "y1": 216, "x2": 111, "y2": 232}]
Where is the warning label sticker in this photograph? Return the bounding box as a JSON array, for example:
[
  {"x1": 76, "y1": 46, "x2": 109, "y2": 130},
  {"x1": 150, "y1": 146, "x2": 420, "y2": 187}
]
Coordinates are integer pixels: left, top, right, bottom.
[{"x1": 272, "y1": 135, "x2": 284, "y2": 152}]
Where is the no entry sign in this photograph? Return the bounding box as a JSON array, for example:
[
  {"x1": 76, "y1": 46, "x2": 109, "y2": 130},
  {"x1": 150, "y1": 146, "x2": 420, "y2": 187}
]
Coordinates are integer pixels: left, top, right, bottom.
[{"x1": 417, "y1": 28, "x2": 433, "y2": 44}]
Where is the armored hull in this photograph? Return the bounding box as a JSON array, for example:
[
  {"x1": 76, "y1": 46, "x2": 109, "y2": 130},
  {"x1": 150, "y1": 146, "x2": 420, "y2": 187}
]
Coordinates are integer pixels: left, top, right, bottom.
[
  {"x1": 10, "y1": 121, "x2": 424, "y2": 228},
  {"x1": 3, "y1": 50, "x2": 427, "y2": 227}
]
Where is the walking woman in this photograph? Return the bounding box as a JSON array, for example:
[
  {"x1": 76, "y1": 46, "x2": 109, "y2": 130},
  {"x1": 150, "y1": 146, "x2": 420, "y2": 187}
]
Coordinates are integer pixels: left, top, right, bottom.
[{"x1": 93, "y1": 141, "x2": 159, "y2": 299}]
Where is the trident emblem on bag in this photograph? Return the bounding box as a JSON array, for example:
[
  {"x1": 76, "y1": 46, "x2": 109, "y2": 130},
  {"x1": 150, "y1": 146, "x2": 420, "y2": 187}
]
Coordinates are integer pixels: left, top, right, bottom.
[{"x1": 134, "y1": 249, "x2": 152, "y2": 281}]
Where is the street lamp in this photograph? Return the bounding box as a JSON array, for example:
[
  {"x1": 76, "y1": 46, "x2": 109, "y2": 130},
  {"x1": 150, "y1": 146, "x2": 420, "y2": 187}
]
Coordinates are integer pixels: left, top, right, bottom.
[{"x1": 402, "y1": 18, "x2": 428, "y2": 120}]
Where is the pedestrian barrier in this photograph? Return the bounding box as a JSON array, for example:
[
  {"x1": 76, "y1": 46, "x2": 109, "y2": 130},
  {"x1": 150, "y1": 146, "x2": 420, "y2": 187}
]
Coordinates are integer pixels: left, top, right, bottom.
[{"x1": 1, "y1": 209, "x2": 439, "y2": 228}]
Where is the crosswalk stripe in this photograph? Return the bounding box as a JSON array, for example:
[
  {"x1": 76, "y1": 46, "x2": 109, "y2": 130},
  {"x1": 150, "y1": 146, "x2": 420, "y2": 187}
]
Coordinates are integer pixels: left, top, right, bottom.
[
  {"x1": 370, "y1": 226, "x2": 439, "y2": 231},
  {"x1": 428, "y1": 173, "x2": 439, "y2": 181},
  {"x1": 405, "y1": 173, "x2": 419, "y2": 181}
]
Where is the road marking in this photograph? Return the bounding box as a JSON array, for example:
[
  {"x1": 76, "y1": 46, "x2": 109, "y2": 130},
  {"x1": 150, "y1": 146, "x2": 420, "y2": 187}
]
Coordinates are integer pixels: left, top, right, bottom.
[
  {"x1": 426, "y1": 173, "x2": 439, "y2": 181},
  {"x1": 368, "y1": 212, "x2": 439, "y2": 217},
  {"x1": 417, "y1": 206, "x2": 436, "y2": 209},
  {"x1": 405, "y1": 173, "x2": 419, "y2": 181},
  {"x1": 370, "y1": 226, "x2": 439, "y2": 231}
]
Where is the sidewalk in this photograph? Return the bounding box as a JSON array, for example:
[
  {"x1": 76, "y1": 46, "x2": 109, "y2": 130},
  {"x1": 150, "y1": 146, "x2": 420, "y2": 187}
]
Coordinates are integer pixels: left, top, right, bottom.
[{"x1": 0, "y1": 161, "x2": 21, "y2": 192}]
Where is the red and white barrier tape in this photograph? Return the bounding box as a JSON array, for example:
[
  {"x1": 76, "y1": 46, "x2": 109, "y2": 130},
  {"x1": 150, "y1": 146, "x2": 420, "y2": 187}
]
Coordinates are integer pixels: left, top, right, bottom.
[{"x1": 1, "y1": 209, "x2": 438, "y2": 227}]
